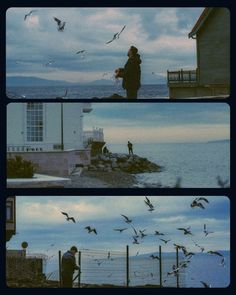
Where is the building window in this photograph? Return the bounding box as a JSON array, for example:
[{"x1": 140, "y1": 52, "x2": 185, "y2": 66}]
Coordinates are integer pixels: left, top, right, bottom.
[
  {"x1": 6, "y1": 201, "x2": 14, "y2": 222},
  {"x1": 26, "y1": 103, "x2": 43, "y2": 142}
]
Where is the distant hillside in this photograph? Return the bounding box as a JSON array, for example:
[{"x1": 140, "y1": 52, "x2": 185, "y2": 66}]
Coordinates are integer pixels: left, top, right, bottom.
[
  {"x1": 6, "y1": 75, "x2": 166, "y2": 87},
  {"x1": 207, "y1": 139, "x2": 230, "y2": 144},
  {"x1": 6, "y1": 76, "x2": 75, "y2": 87}
]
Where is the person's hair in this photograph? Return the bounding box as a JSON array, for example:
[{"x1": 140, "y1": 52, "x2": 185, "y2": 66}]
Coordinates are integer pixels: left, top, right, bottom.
[
  {"x1": 130, "y1": 46, "x2": 138, "y2": 55},
  {"x1": 70, "y1": 246, "x2": 78, "y2": 252}
]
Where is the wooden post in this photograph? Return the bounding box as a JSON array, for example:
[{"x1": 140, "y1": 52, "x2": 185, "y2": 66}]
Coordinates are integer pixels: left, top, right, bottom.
[
  {"x1": 126, "y1": 245, "x2": 129, "y2": 287},
  {"x1": 159, "y1": 245, "x2": 162, "y2": 288},
  {"x1": 78, "y1": 251, "x2": 81, "y2": 288},
  {"x1": 176, "y1": 247, "x2": 179, "y2": 288},
  {"x1": 60, "y1": 103, "x2": 64, "y2": 150},
  {"x1": 59, "y1": 250, "x2": 62, "y2": 287},
  {"x1": 180, "y1": 69, "x2": 183, "y2": 82}
]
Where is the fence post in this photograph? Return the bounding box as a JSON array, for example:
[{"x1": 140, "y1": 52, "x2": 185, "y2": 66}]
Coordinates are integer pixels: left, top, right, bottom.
[
  {"x1": 59, "y1": 250, "x2": 62, "y2": 287},
  {"x1": 78, "y1": 251, "x2": 81, "y2": 288},
  {"x1": 126, "y1": 245, "x2": 129, "y2": 287},
  {"x1": 176, "y1": 247, "x2": 179, "y2": 288},
  {"x1": 180, "y1": 69, "x2": 183, "y2": 82},
  {"x1": 159, "y1": 245, "x2": 162, "y2": 288}
]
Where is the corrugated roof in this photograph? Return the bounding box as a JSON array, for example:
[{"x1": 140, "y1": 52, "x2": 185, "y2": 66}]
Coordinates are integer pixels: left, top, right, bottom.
[{"x1": 188, "y1": 8, "x2": 214, "y2": 38}]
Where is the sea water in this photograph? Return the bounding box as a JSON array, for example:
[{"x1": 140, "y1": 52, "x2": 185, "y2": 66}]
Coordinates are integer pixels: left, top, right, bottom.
[
  {"x1": 108, "y1": 142, "x2": 230, "y2": 188},
  {"x1": 6, "y1": 84, "x2": 169, "y2": 99},
  {"x1": 44, "y1": 251, "x2": 230, "y2": 287}
]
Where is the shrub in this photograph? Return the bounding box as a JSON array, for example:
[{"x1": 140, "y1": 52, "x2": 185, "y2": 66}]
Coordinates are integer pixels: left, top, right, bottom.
[{"x1": 7, "y1": 156, "x2": 35, "y2": 178}]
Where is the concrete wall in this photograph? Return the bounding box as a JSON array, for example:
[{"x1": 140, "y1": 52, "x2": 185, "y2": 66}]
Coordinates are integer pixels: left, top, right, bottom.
[
  {"x1": 169, "y1": 83, "x2": 229, "y2": 99},
  {"x1": 197, "y1": 8, "x2": 230, "y2": 85},
  {"x1": 7, "y1": 149, "x2": 91, "y2": 177},
  {"x1": 7, "y1": 103, "x2": 87, "y2": 151}
]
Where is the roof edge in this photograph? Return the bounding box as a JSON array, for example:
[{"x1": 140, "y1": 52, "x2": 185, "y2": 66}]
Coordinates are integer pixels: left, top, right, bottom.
[{"x1": 188, "y1": 8, "x2": 214, "y2": 38}]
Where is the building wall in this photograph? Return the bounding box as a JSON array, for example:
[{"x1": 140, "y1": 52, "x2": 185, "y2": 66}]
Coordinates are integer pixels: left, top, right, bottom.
[
  {"x1": 7, "y1": 103, "x2": 88, "y2": 151},
  {"x1": 7, "y1": 149, "x2": 91, "y2": 177},
  {"x1": 197, "y1": 8, "x2": 230, "y2": 85}
]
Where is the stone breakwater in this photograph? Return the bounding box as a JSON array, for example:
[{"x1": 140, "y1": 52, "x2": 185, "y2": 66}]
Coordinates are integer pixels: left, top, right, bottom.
[{"x1": 85, "y1": 153, "x2": 162, "y2": 174}]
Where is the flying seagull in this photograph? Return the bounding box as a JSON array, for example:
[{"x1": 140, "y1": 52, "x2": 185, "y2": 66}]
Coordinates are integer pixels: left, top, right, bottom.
[
  {"x1": 113, "y1": 228, "x2": 128, "y2": 233},
  {"x1": 203, "y1": 224, "x2": 214, "y2": 236},
  {"x1": 155, "y1": 230, "x2": 165, "y2": 236},
  {"x1": 207, "y1": 250, "x2": 223, "y2": 257},
  {"x1": 106, "y1": 25, "x2": 126, "y2": 44},
  {"x1": 200, "y1": 281, "x2": 211, "y2": 288},
  {"x1": 61, "y1": 211, "x2": 76, "y2": 223},
  {"x1": 191, "y1": 197, "x2": 209, "y2": 209},
  {"x1": 150, "y1": 254, "x2": 160, "y2": 260},
  {"x1": 217, "y1": 176, "x2": 229, "y2": 188},
  {"x1": 53, "y1": 17, "x2": 66, "y2": 31},
  {"x1": 144, "y1": 196, "x2": 155, "y2": 212},
  {"x1": 132, "y1": 226, "x2": 139, "y2": 238},
  {"x1": 24, "y1": 10, "x2": 37, "y2": 21},
  {"x1": 76, "y1": 50, "x2": 86, "y2": 54},
  {"x1": 121, "y1": 214, "x2": 132, "y2": 223},
  {"x1": 85, "y1": 226, "x2": 97, "y2": 234},
  {"x1": 132, "y1": 237, "x2": 139, "y2": 244},
  {"x1": 160, "y1": 238, "x2": 171, "y2": 244},
  {"x1": 177, "y1": 227, "x2": 193, "y2": 235},
  {"x1": 139, "y1": 229, "x2": 147, "y2": 239}
]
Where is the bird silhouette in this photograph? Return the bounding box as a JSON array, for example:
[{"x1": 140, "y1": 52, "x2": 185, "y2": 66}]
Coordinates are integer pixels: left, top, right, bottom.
[
  {"x1": 139, "y1": 229, "x2": 147, "y2": 239},
  {"x1": 53, "y1": 17, "x2": 66, "y2": 31},
  {"x1": 132, "y1": 237, "x2": 139, "y2": 244},
  {"x1": 191, "y1": 197, "x2": 209, "y2": 209},
  {"x1": 132, "y1": 226, "x2": 139, "y2": 238},
  {"x1": 207, "y1": 250, "x2": 223, "y2": 257},
  {"x1": 200, "y1": 281, "x2": 211, "y2": 288},
  {"x1": 76, "y1": 50, "x2": 86, "y2": 54},
  {"x1": 177, "y1": 227, "x2": 193, "y2": 235},
  {"x1": 106, "y1": 25, "x2": 126, "y2": 44},
  {"x1": 217, "y1": 176, "x2": 229, "y2": 188},
  {"x1": 121, "y1": 214, "x2": 132, "y2": 223},
  {"x1": 24, "y1": 10, "x2": 37, "y2": 21},
  {"x1": 160, "y1": 238, "x2": 171, "y2": 244},
  {"x1": 85, "y1": 226, "x2": 97, "y2": 234},
  {"x1": 61, "y1": 211, "x2": 76, "y2": 223},
  {"x1": 113, "y1": 228, "x2": 128, "y2": 233},
  {"x1": 155, "y1": 230, "x2": 165, "y2": 236},
  {"x1": 150, "y1": 254, "x2": 160, "y2": 260},
  {"x1": 144, "y1": 196, "x2": 155, "y2": 212},
  {"x1": 203, "y1": 224, "x2": 214, "y2": 236}
]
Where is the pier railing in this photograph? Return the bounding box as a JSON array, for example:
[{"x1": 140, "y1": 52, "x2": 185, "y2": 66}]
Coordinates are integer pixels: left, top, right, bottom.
[{"x1": 167, "y1": 69, "x2": 197, "y2": 84}]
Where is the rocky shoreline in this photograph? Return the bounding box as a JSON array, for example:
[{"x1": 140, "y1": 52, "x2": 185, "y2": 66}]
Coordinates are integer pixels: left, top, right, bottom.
[{"x1": 66, "y1": 153, "x2": 162, "y2": 188}]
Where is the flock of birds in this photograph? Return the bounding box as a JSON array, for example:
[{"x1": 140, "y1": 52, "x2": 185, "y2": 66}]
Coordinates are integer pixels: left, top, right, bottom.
[
  {"x1": 22, "y1": 9, "x2": 127, "y2": 77},
  {"x1": 58, "y1": 196, "x2": 226, "y2": 288}
]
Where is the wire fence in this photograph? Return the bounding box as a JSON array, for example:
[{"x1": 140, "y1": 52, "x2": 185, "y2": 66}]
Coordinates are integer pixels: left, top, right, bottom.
[{"x1": 56, "y1": 246, "x2": 185, "y2": 288}]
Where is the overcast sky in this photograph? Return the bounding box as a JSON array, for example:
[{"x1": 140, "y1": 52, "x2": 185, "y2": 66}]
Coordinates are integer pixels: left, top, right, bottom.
[
  {"x1": 83, "y1": 103, "x2": 230, "y2": 143},
  {"x1": 6, "y1": 7, "x2": 204, "y2": 83},
  {"x1": 7, "y1": 196, "x2": 230, "y2": 257}
]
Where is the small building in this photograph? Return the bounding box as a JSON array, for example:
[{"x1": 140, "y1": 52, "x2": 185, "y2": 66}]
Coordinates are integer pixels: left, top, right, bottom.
[
  {"x1": 7, "y1": 103, "x2": 94, "y2": 177},
  {"x1": 6, "y1": 197, "x2": 16, "y2": 242},
  {"x1": 168, "y1": 7, "x2": 230, "y2": 98},
  {"x1": 7, "y1": 102, "x2": 92, "y2": 152}
]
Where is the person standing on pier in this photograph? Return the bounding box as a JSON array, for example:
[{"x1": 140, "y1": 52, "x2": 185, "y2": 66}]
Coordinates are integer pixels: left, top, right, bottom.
[
  {"x1": 127, "y1": 141, "x2": 134, "y2": 155},
  {"x1": 115, "y1": 46, "x2": 142, "y2": 99}
]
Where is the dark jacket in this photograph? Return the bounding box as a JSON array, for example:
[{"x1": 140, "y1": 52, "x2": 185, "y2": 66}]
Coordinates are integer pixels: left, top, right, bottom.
[
  {"x1": 61, "y1": 251, "x2": 78, "y2": 276},
  {"x1": 122, "y1": 54, "x2": 141, "y2": 90}
]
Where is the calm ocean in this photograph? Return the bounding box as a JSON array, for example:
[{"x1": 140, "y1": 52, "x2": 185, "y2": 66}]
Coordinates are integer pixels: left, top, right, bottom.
[
  {"x1": 45, "y1": 251, "x2": 230, "y2": 287},
  {"x1": 108, "y1": 142, "x2": 230, "y2": 188},
  {"x1": 6, "y1": 84, "x2": 169, "y2": 99}
]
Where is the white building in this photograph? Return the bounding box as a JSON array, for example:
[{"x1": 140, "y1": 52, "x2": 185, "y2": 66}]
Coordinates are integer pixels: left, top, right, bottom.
[
  {"x1": 83, "y1": 127, "x2": 104, "y2": 147},
  {"x1": 7, "y1": 102, "x2": 92, "y2": 152}
]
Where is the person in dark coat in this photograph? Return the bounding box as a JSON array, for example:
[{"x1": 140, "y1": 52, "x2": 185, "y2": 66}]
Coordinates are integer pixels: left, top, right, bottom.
[
  {"x1": 115, "y1": 46, "x2": 142, "y2": 99},
  {"x1": 127, "y1": 141, "x2": 134, "y2": 155},
  {"x1": 61, "y1": 246, "x2": 80, "y2": 288}
]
